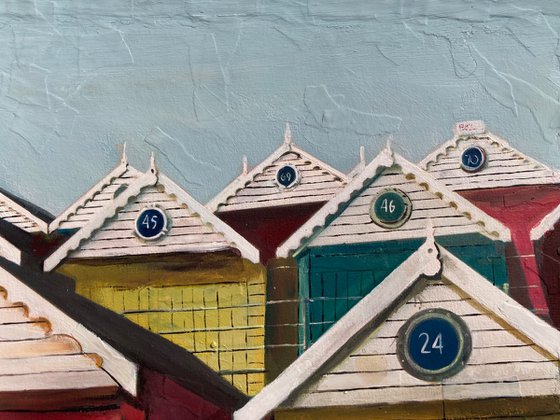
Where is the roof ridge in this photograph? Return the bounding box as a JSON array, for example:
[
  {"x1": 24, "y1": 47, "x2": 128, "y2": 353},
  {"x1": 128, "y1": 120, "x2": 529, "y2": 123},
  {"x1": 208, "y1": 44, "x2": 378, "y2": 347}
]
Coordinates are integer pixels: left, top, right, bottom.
[
  {"x1": 49, "y1": 159, "x2": 140, "y2": 233},
  {"x1": 44, "y1": 169, "x2": 158, "y2": 271}
]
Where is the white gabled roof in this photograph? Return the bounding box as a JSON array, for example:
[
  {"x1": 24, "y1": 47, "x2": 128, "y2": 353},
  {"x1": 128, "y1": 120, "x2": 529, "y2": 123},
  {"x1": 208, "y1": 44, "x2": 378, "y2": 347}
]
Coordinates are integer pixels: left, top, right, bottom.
[
  {"x1": 237, "y1": 233, "x2": 560, "y2": 420},
  {"x1": 0, "y1": 191, "x2": 50, "y2": 234},
  {"x1": 44, "y1": 157, "x2": 259, "y2": 271},
  {"x1": 206, "y1": 124, "x2": 349, "y2": 213},
  {"x1": 531, "y1": 202, "x2": 560, "y2": 241},
  {"x1": 420, "y1": 120, "x2": 560, "y2": 191},
  {"x1": 49, "y1": 145, "x2": 142, "y2": 233},
  {"x1": 277, "y1": 146, "x2": 511, "y2": 258},
  {"x1": 0, "y1": 263, "x2": 137, "y2": 397}
]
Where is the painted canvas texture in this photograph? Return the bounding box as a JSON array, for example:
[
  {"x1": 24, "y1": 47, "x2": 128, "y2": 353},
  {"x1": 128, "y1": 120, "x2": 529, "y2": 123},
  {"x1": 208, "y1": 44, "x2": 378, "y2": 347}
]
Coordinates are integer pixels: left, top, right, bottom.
[{"x1": 2, "y1": 1, "x2": 560, "y2": 419}]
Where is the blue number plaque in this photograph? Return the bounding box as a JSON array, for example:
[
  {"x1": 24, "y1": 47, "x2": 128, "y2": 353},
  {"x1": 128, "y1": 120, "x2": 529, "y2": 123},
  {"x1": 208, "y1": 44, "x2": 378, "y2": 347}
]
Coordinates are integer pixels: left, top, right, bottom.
[
  {"x1": 276, "y1": 165, "x2": 299, "y2": 188},
  {"x1": 461, "y1": 146, "x2": 486, "y2": 172},
  {"x1": 135, "y1": 207, "x2": 168, "y2": 240},
  {"x1": 397, "y1": 309, "x2": 471, "y2": 381}
]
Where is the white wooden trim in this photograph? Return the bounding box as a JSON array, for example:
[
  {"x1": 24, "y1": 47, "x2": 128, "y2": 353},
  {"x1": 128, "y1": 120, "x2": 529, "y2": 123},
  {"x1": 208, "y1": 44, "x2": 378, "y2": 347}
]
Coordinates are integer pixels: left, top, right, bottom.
[
  {"x1": 49, "y1": 159, "x2": 135, "y2": 233},
  {"x1": 0, "y1": 195, "x2": 49, "y2": 234},
  {"x1": 206, "y1": 142, "x2": 349, "y2": 213},
  {"x1": 44, "y1": 168, "x2": 260, "y2": 269},
  {"x1": 530, "y1": 202, "x2": 560, "y2": 241},
  {"x1": 276, "y1": 148, "x2": 511, "y2": 258},
  {"x1": 44, "y1": 169, "x2": 159, "y2": 271},
  {"x1": 439, "y1": 246, "x2": 560, "y2": 357},
  {"x1": 234, "y1": 233, "x2": 441, "y2": 420},
  {"x1": 0, "y1": 234, "x2": 21, "y2": 265},
  {"x1": 0, "y1": 265, "x2": 138, "y2": 395},
  {"x1": 419, "y1": 125, "x2": 560, "y2": 190},
  {"x1": 157, "y1": 174, "x2": 259, "y2": 263}
]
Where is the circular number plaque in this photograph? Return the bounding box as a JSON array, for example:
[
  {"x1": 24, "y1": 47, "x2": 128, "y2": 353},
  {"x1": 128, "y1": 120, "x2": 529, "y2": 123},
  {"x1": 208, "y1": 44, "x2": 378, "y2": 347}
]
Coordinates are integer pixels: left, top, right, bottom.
[
  {"x1": 135, "y1": 207, "x2": 168, "y2": 240},
  {"x1": 397, "y1": 309, "x2": 471, "y2": 381},
  {"x1": 370, "y1": 189, "x2": 412, "y2": 229},
  {"x1": 276, "y1": 165, "x2": 299, "y2": 189},
  {"x1": 461, "y1": 146, "x2": 486, "y2": 172}
]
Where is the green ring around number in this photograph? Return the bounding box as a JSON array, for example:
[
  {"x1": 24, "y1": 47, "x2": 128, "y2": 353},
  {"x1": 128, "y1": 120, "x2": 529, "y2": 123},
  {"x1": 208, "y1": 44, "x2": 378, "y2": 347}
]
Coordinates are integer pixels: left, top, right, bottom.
[
  {"x1": 369, "y1": 188, "x2": 412, "y2": 229},
  {"x1": 396, "y1": 308, "x2": 472, "y2": 382}
]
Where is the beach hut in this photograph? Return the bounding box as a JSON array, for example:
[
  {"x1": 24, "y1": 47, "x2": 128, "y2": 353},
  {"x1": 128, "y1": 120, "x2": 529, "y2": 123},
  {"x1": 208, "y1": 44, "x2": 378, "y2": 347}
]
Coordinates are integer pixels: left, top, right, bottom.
[
  {"x1": 207, "y1": 124, "x2": 349, "y2": 263},
  {"x1": 277, "y1": 145, "x2": 510, "y2": 352},
  {"x1": 420, "y1": 120, "x2": 560, "y2": 320},
  {"x1": 237, "y1": 234, "x2": 560, "y2": 420},
  {"x1": 43, "y1": 155, "x2": 266, "y2": 396}
]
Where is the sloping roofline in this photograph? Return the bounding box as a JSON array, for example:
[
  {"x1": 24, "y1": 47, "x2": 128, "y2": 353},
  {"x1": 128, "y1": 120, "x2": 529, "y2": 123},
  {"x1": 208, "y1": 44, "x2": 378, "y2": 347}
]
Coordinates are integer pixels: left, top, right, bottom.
[
  {"x1": 238, "y1": 232, "x2": 560, "y2": 420},
  {"x1": 49, "y1": 145, "x2": 134, "y2": 233},
  {"x1": 419, "y1": 121, "x2": 560, "y2": 187},
  {"x1": 206, "y1": 124, "x2": 349, "y2": 213},
  {"x1": 0, "y1": 257, "x2": 248, "y2": 411},
  {"x1": 530, "y1": 202, "x2": 560, "y2": 241},
  {"x1": 0, "y1": 259, "x2": 138, "y2": 395},
  {"x1": 0, "y1": 186, "x2": 52, "y2": 233},
  {"x1": 44, "y1": 156, "x2": 259, "y2": 271},
  {"x1": 276, "y1": 146, "x2": 511, "y2": 258}
]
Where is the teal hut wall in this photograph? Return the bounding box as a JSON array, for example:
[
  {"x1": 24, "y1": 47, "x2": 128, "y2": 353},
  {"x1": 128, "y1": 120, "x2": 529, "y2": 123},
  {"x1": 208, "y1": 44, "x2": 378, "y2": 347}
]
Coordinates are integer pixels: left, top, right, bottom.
[{"x1": 297, "y1": 234, "x2": 508, "y2": 349}]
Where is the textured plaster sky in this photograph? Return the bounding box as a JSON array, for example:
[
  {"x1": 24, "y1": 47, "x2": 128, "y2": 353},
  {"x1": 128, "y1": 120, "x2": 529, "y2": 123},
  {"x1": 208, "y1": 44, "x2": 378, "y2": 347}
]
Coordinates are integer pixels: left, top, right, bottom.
[{"x1": 1, "y1": 1, "x2": 560, "y2": 213}]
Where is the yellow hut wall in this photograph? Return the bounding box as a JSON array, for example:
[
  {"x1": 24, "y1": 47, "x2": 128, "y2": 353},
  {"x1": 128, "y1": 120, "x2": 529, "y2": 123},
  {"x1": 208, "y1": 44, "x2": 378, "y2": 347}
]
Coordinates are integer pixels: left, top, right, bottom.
[{"x1": 58, "y1": 252, "x2": 266, "y2": 395}]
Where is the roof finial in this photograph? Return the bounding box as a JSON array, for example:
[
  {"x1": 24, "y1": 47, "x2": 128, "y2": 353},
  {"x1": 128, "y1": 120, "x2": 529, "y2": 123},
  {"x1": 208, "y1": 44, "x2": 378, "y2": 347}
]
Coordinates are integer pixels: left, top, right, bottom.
[
  {"x1": 422, "y1": 219, "x2": 441, "y2": 277},
  {"x1": 283, "y1": 122, "x2": 293, "y2": 146},
  {"x1": 385, "y1": 135, "x2": 393, "y2": 156},
  {"x1": 425, "y1": 219, "x2": 435, "y2": 244},
  {"x1": 359, "y1": 145, "x2": 365, "y2": 165},
  {"x1": 242, "y1": 155, "x2": 248, "y2": 175},
  {"x1": 120, "y1": 142, "x2": 128, "y2": 165},
  {"x1": 149, "y1": 152, "x2": 158, "y2": 174}
]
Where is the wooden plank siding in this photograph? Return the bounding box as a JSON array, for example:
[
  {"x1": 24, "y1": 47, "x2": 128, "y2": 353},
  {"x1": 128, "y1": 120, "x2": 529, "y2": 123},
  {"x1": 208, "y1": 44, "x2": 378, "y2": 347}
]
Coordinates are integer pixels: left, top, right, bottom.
[
  {"x1": 62, "y1": 255, "x2": 267, "y2": 396},
  {"x1": 0, "y1": 201, "x2": 43, "y2": 233},
  {"x1": 0, "y1": 287, "x2": 119, "y2": 408},
  {"x1": 299, "y1": 236, "x2": 508, "y2": 348},
  {"x1": 71, "y1": 184, "x2": 233, "y2": 259},
  {"x1": 422, "y1": 134, "x2": 560, "y2": 191},
  {"x1": 57, "y1": 166, "x2": 142, "y2": 231},
  {"x1": 287, "y1": 279, "x2": 560, "y2": 413},
  {"x1": 312, "y1": 166, "x2": 493, "y2": 247},
  {"x1": 214, "y1": 150, "x2": 347, "y2": 213}
]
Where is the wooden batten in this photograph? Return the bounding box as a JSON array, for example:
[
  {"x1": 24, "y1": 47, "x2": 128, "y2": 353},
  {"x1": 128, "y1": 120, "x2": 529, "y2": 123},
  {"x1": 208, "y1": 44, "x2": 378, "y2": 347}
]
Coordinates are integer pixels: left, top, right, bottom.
[
  {"x1": 50, "y1": 145, "x2": 141, "y2": 233},
  {"x1": 236, "y1": 236, "x2": 560, "y2": 420},
  {"x1": 265, "y1": 257, "x2": 299, "y2": 383}
]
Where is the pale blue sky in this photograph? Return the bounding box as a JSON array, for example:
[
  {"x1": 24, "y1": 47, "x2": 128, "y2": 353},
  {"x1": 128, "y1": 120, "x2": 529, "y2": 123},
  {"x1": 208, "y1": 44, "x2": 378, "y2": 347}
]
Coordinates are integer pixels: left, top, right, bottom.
[{"x1": 1, "y1": 1, "x2": 560, "y2": 213}]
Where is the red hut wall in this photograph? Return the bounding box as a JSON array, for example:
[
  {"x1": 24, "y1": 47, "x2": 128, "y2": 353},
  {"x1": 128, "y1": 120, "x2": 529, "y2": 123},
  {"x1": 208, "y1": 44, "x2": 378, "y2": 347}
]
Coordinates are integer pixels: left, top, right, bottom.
[
  {"x1": 0, "y1": 370, "x2": 235, "y2": 420},
  {"x1": 536, "y1": 225, "x2": 560, "y2": 328},
  {"x1": 217, "y1": 202, "x2": 324, "y2": 263},
  {"x1": 140, "y1": 368, "x2": 232, "y2": 420},
  {"x1": 459, "y1": 184, "x2": 560, "y2": 323}
]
